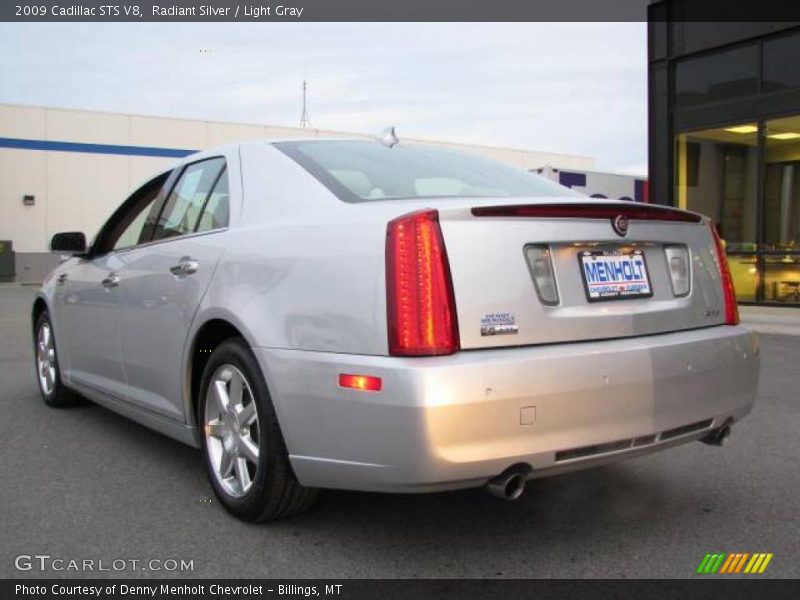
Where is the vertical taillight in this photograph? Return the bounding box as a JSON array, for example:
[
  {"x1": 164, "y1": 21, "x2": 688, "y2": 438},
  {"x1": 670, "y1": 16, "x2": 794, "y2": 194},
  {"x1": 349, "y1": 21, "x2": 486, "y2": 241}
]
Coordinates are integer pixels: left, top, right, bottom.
[
  {"x1": 709, "y1": 222, "x2": 740, "y2": 325},
  {"x1": 386, "y1": 209, "x2": 459, "y2": 356}
]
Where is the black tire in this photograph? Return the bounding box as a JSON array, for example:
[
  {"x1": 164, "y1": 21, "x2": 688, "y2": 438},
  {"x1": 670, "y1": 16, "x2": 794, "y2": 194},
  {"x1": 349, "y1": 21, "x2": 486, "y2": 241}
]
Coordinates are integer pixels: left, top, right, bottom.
[
  {"x1": 33, "y1": 311, "x2": 80, "y2": 408},
  {"x1": 199, "y1": 337, "x2": 318, "y2": 521}
]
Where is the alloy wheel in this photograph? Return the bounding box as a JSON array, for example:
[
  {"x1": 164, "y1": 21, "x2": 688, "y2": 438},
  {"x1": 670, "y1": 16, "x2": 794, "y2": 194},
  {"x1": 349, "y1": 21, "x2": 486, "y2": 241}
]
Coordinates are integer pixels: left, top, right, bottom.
[
  {"x1": 204, "y1": 364, "x2": 261, "y2": 497},
  {"x1": 36, "y1": 322, "x2": 56, "y2": 395}
]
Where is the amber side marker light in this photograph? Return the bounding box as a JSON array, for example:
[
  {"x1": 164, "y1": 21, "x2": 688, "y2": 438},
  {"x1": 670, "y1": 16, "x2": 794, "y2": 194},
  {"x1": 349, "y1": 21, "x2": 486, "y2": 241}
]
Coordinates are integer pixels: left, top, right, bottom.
[{"x1": 339, "y1": 373, "x2": 382, "y2": 392}]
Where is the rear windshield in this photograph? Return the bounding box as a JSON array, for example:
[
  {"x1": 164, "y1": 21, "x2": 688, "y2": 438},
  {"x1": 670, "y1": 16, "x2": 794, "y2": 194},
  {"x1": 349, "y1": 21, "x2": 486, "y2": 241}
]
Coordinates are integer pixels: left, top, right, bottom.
[{"x1": 275, "y1": 140, "x2": 577, "y2": 202}]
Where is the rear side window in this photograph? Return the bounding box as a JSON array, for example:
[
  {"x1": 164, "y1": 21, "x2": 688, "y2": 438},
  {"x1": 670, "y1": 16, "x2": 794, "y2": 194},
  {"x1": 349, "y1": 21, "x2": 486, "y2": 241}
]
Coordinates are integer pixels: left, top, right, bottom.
[
  {"x1": 275, "y1": 140, "x2": 577, "y2": 202},
  {"x1": 152, "y1": 157, "x2": 226, "y2": 241},
  {"x1": 195, "y1": 167, "x2": 230, "y2": 233}
]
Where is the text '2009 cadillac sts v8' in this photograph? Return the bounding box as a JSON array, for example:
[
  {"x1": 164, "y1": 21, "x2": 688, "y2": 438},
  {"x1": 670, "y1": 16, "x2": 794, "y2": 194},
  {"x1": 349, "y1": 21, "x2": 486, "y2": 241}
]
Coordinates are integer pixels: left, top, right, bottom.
[{"x1": 33, "y1": 139, "x2": 759, "y2": 521}]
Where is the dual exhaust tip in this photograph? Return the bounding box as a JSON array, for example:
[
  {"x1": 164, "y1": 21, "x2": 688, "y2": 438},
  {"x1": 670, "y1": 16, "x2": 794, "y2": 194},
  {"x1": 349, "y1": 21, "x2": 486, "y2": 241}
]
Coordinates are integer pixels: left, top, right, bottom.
[
  {"x1": 701, "y1": 424, "x2": 732, "y2": 447},
  {"x1": 486, "y1": 465, "x2": 531, "y2": 501},
  {"x1": 486, "y1": 424, "x2": 734, "y2": 500},
  {"x1": 487, "y1": 425, "x2": 734, "y2": 500}
]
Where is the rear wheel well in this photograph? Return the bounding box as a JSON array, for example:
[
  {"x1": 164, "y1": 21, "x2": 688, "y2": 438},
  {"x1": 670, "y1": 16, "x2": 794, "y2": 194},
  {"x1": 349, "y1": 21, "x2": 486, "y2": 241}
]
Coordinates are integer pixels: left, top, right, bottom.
[{"x1": 190, "y1": 319, "x2": 243, "y2": 421}]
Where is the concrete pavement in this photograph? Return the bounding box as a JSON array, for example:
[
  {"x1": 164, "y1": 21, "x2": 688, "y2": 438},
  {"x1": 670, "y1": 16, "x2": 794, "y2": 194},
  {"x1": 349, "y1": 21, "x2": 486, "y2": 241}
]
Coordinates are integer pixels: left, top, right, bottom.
[{"x1": 1, "y1": 286, "x2": 798, "y2": 579}]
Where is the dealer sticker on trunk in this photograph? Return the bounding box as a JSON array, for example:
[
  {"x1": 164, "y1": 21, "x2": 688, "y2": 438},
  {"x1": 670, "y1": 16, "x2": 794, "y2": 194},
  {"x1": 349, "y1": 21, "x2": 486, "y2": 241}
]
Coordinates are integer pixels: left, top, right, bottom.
[
  {"x1": 481, "y1": 312, "x2": 518, "y2": 336},
  {"x1": 579, "y1": 249, "x2": 653, "y2": 302}
]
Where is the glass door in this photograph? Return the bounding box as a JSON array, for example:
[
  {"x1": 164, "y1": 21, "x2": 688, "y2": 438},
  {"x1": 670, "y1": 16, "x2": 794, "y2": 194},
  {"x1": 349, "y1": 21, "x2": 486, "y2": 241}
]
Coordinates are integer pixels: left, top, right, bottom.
[
  {"x1": 674, "y1": 123, "x2": 759, "y2": 302},
  {"x1": 763, "y1": 115, "x2": 800, "y2": 304}
]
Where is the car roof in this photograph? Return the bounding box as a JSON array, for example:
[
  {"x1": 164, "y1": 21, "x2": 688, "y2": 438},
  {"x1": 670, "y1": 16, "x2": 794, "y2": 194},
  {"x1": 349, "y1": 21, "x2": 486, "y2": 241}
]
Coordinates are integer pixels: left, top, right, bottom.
[{"x1": 149, "y1": 137, "x2": 380, "y2": 177}]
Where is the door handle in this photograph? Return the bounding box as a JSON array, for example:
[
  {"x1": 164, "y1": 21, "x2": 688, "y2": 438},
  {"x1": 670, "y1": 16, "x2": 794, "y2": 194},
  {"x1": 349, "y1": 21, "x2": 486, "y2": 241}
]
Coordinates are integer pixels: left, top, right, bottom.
[
  {"x1": 170, "y1": 257, "x2": 199, "y2": 276},
  {"x1": 101, "y1": 273, "x2": 119, "y2": 288}
]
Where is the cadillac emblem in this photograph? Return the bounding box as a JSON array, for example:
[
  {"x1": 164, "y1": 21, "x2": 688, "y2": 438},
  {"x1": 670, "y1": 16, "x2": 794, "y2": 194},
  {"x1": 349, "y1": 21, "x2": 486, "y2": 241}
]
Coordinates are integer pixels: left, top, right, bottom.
[{"x1": 612, "y1": 214, "x2": 630, "y2": 237}]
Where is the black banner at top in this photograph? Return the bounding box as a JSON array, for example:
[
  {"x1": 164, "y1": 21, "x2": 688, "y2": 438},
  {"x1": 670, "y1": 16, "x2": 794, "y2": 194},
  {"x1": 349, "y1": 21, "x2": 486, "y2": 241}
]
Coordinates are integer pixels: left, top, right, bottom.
[{"x1": 2, "y1": 0, "x2": 800, "y2": 22}]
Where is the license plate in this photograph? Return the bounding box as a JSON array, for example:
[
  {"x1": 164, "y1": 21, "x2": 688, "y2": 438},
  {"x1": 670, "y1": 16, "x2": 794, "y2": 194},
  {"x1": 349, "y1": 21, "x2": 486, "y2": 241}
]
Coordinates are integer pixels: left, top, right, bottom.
[{"x1": 578, "y1": 249, "x2": 653, "y2": 302}]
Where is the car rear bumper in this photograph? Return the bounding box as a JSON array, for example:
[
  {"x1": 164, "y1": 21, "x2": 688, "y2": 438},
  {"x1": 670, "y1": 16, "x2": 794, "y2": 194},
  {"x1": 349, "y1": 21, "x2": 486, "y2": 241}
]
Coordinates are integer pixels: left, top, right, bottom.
[{"x1": 255, "y1": 325, "x2": 760, "y2": 493}]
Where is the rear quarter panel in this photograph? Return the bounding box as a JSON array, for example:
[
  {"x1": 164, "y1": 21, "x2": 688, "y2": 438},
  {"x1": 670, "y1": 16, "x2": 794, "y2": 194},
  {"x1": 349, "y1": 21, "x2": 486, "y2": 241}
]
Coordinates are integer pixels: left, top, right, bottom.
[{"x1": 195, "y1": 143, "x2": 389, "y2": 356}]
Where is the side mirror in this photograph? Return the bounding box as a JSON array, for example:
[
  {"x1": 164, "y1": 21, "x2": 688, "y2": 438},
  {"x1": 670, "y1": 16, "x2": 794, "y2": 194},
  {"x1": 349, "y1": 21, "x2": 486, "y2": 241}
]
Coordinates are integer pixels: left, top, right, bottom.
[{"x1": 50, "y1": 232, "x2": 87, "y2": 255}]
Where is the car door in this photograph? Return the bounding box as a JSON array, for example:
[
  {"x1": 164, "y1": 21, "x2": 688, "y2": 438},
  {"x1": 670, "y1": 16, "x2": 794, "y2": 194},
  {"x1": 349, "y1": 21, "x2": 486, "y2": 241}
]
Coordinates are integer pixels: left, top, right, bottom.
[
  {"x1": 55, "y1": 171, "x2": 172, "y2": 399},
  {"x1": 55, "y1": 253, "x2": 125, "y2": 397},
  {"x1": 116, "y1": 156, "x2": 231, "y2": 421}
]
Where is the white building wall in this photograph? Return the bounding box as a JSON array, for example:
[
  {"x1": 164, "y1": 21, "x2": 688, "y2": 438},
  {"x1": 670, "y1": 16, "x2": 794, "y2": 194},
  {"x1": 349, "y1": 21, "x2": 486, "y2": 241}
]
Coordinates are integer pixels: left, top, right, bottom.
[{"x1": 0, "y1": 104, "x2": 594, "y2": 281}]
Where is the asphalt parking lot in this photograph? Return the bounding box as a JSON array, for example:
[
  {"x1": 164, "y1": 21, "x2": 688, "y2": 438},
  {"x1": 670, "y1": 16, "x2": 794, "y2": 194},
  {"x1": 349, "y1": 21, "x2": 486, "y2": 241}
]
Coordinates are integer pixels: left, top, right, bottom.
[{"x1": 1, "y1": 285, "x2": 798, "y2": 579}]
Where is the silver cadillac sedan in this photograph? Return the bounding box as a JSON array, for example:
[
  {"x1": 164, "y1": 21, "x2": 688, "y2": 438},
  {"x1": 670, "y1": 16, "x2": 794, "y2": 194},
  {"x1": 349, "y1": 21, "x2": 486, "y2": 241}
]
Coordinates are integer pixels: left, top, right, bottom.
[{"x1": 33, "y1": 139, "x2": 760, "y2": 521}]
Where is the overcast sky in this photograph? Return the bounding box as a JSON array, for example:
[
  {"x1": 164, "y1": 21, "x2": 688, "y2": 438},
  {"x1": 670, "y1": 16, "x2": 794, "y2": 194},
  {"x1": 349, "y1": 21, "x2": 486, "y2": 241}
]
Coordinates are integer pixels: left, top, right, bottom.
[{"x1": 0, "y1": 22, "x2": 647, "y2": 175}]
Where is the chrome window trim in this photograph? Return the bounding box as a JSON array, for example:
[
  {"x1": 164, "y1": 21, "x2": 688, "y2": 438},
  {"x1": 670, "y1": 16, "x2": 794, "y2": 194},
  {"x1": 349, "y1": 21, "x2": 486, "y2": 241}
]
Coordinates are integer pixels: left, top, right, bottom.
[{"x1": 108, "y1": 227, "x2": 229, "y2": 257}]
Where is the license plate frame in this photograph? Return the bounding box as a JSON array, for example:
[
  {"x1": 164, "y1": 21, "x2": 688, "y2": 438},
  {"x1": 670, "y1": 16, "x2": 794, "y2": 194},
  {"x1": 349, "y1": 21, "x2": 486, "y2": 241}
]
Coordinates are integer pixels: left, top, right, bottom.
[{"x1": 578, "y1": 249, "x2": 653, "y2": 302}]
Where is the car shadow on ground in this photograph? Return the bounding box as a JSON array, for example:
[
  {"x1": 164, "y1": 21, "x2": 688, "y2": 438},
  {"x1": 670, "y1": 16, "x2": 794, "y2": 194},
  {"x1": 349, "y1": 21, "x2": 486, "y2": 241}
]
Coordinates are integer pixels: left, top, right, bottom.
[
  {"x1": 11, "y1": 383, "x2": 751, "y2": 579},
  {"x1": 65, "y1": 392, "x2": 711, "y2": 531}
]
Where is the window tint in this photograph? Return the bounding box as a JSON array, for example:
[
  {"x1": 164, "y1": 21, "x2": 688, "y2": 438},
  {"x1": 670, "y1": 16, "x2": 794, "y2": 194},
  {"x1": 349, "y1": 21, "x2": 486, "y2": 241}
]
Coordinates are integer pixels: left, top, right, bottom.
[
  {"x1": 152, "y1": 157, "x2": 226, "y2": 241},
  {"x1": 276, "y1": 141, "x2": 577, "y2": 202},
  {"x1": 195, "y1": 166, "x2": 230, "y2": 232},
  {"x1": 99, "y1": 172, "x2": 170, "y2": 253},
  {"x1": 113, "y1": 197, "x2": 159, "y2": 250},
  {"x1": 763, "y1": 32, "x2": 800, "y2": 93},
  {"x1": 674, "y1": 44, "x2": 759, "y2": 107}
]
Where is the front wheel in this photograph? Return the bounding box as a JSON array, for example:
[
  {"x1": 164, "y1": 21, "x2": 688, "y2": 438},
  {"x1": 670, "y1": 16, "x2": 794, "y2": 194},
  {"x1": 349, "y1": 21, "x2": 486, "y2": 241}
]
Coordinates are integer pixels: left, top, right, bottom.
[
  {"x1": 33, "y1": 311, "x2": 79, "y2": 407},
  {"x1": 199, "y1": 338, "x2": 317, "y2": 521}
]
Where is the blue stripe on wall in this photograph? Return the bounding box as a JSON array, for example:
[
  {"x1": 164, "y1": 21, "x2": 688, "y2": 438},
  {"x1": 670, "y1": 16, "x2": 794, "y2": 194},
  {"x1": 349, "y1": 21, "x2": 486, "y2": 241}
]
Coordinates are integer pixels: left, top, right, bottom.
[{"x1": 0, "y1": 137, "x2": 197, "y2": 158}]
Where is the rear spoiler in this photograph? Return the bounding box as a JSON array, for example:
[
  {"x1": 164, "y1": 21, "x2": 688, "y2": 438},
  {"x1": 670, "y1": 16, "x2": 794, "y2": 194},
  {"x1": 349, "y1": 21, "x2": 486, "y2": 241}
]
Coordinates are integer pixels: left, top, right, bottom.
[{"x1": 471, "y1": 203, "x2": 703, "y2": 223}]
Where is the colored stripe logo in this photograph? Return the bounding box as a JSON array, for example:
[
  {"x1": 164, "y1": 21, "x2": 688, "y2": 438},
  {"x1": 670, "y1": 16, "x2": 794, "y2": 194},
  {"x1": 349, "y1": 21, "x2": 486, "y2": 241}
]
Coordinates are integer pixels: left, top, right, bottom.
[{"x1": 696, "y1": 553, "x2": 773, "y2": 574}]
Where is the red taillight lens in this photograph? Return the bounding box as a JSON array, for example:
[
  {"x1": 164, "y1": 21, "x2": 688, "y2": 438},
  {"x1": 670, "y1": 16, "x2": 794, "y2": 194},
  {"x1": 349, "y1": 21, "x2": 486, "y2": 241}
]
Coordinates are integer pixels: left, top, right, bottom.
[
  {"x1": 338, "y1": 373, "x2": 382, "y2": 392},
  {"x1": 709, "y1": 222, "x2": 739, "y2": 325},
  {"x1": 386, "y1": 209, "x2": 459, "y2": 356}
]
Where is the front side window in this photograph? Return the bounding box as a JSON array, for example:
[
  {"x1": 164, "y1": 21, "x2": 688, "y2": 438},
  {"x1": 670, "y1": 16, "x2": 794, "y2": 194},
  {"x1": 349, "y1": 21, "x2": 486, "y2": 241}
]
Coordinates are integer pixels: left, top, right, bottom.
[
  {"x1": 275, "y1": 141, "x2": 577, "y2": 202},
  {"x1": 95, "y1": 171, "x2": 170, "y2": 254},
  {"x1": 152, "y1": 157, "x2": 226, "y2": 241},
  {"x1": 113, "y1": 197, "x2": 159, "y2": 251}
]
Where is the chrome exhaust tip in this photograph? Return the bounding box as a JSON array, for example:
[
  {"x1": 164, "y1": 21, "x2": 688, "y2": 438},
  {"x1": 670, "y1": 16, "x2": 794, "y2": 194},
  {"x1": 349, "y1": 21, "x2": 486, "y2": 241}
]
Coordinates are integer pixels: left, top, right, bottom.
[
  {"x1": 486, "y1": 467, "x2": 530, "y2": 500},
  {"x1": 701, "y1": 425, "x2": 731, "y2": 447}
]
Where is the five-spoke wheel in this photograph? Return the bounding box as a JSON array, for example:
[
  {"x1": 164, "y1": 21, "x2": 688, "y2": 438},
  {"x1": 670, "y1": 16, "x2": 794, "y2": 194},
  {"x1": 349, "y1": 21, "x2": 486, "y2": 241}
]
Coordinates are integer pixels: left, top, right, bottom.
[
  {"x1": 33, "y1": 310, "x2": 78, "y2": 407},
  {"x1": 204, "y1": 364, "x2": 260, "y2": 497},
  {"x1": 199, "y1": 338, "x2": 317, "y2": 521},
  {"x1": 36, "y1": 321, "x2": 57, "y2": 396}
]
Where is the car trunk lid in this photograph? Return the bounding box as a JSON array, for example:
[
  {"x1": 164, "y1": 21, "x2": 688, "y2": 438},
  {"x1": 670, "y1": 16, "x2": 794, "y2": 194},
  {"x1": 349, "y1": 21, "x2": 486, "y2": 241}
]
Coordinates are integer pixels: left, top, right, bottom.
[{"x1": 433, "y1": 199, "x2": 728, "y2": 349}]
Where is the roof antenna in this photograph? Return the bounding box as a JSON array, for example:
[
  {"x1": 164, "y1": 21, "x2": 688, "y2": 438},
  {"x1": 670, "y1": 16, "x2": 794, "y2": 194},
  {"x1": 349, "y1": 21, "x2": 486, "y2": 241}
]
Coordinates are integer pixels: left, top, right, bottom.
[
  {"x1": 300, "y1": 79, "x2": 312, "y2": 128},
  {"x1": 376, "y1": 126, "x2": 399, "y2": 148}
]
